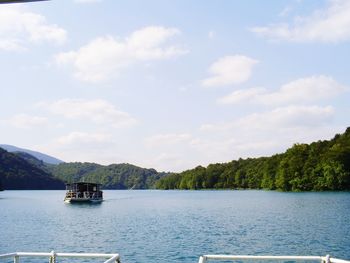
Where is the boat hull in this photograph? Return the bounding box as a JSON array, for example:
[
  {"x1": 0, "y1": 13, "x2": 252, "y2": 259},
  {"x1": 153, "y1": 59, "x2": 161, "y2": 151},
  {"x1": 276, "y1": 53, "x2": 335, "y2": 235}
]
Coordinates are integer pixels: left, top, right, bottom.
[{"x1": 64, "y1": 198, "x2": 103, "y2": 203}]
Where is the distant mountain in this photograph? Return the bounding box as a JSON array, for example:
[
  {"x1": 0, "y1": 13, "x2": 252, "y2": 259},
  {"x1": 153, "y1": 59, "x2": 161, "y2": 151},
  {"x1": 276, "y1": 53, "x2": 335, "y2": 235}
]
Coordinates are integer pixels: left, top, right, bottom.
[
  {"x1": 49, "y1": 162, "x2": 168, "y2": 189},
  {"x1": 0, "y1": 148, "x2": 65, "y2": 190},
  {"x1": 0, "y1": 144, "x2": 63, "y2": 165}
]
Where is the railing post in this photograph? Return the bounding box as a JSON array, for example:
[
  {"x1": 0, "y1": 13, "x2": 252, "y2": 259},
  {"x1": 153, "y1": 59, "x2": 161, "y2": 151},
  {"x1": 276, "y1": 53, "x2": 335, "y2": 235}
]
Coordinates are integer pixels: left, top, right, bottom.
[
  {"x1": 14, "y1": 255, "x2": 19, "y2": 263},
  {"x1": 49, "y1": 250, "x2": 56, "y2": 263},
  {"x1": 325, "y1": 255, "x2": 331, "y2": 263},
  {"x1": 199, "y1": 256, "x2": 207, "y2": 263}
]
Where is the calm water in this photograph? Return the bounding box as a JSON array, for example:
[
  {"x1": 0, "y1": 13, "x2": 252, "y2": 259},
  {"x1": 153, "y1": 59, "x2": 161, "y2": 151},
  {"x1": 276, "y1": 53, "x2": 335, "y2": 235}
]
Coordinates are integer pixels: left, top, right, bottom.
[{"x1": 0, "y1": 190, "x2": 349, "y2": 263}]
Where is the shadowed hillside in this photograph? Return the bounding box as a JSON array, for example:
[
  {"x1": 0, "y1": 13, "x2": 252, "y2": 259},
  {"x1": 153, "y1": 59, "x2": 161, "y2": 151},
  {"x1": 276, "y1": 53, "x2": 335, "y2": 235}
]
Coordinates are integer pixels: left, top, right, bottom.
[
  {"x1": 0, "y1": 148, "x2": 65, "y2": 190},
  {"x1": 0, "y1": 148, "x2": 166, "y2": 190}
]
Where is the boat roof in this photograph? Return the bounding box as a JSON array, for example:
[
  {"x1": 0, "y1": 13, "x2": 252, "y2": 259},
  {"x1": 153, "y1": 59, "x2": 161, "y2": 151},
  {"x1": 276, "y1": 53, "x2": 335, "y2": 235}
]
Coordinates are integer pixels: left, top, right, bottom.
[{"x1": 66, "y1": 182, "x2": 101, "y2": 186}]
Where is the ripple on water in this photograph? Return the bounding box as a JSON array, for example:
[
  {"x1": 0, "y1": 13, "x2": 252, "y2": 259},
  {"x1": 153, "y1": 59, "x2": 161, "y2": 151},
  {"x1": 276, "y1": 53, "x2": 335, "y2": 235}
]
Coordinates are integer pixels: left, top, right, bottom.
[{"x1": 0, "y1": 190, "x2": 349, "y2": 263}]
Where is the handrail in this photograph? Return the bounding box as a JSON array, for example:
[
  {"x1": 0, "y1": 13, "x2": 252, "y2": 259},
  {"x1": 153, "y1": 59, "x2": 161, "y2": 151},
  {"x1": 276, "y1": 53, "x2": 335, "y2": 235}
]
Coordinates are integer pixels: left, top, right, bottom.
[
  {"x1": 1, "y1": 252, "x2": 349, "y2": 263},
  {"x1": 198, "y1": 255, "x2": 350, "y2": 263},
  {"x1": 0, "y1": 251, "x2": 120, "y2": 263}
]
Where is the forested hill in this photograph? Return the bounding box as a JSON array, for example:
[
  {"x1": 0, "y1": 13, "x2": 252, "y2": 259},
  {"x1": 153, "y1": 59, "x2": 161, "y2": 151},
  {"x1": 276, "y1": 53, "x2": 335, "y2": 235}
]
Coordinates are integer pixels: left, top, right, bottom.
[
  {"x1": 0, "y1": 147, "x2": 166, "y2": 190},
  {"x1": 49, "y1": 162, "x2": 167, "y2": 189},
  {"x1": 0, "y1": 148, "x2": 65, "y2": 190},
  {"x1": 156, "y1": 127, "x2": 350, "y2": 191},
  {"x1": 2, "y1": 127, "x2": 350, "y2": 191}
]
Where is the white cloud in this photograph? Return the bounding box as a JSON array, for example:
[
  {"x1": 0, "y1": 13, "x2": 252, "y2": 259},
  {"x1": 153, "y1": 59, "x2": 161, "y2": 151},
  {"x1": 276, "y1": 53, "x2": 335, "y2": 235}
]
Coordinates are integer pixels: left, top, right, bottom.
[
  {"x1": 264, "y1": 75, "x2": 347, "y2": 104},
  {"x1": 218, "y1": 75, "x2": 347, "y2": 105},
  {"x1": 7, "y1": 114, "x2": 48, "y2": 129},
  {"x1": 198, "y1": 105, "x2": 339, "y2": 161},
  {"x1": 145, "y1": 133, "x2": 192, "y2": 147},
  {"x1": 218, "y1": 87, "x2": 266, "y2": 105},
  {"x1": 237, "y1": 105, "x2": 335, "y2": 129},
  {"x1": 54, "y1": 26, "x2": 187, "y2": 82},
  {"x1": 279, "y1": 5, "x2": 293, "y2": 17},
  {"x1": 202, "y1": 55, "x2": 258, "y2": 87},
  {"x1": 55, "y1": 131, "x2": 111, "y2": 146},
  {"x1": 143, "y1": 133, "x2": 200, "y2": 171},
  {"x1": 203, "y1": 105, "x2": 334, "y2": 132},
  {"x1": 0, "y1": 38, "x2": 25, "y2": 52},
  {"x1": 40, "y1": 98, "x2": 137, "y2": 128},
  {"x1": 251, "y1": 0, "x2": 350, "y2": 43},
  {"x1": 143, "y1": 104, "x2": 336, "y2": 169},
  {"x1": 143, "y1": 153, "x2": 191, "y2": 172},
  {"x1": 190, "y1": 137, "x2": 281, "y2": 164},
  {"x1": 41, "y1": 131, "x2": 116, "y2": 164},
  {"x1": 0, "y1": 6, "x2": 67, "y2": 51},
  {"x1": 200, "y1": 105, "x2": 335, "y2": 142}
]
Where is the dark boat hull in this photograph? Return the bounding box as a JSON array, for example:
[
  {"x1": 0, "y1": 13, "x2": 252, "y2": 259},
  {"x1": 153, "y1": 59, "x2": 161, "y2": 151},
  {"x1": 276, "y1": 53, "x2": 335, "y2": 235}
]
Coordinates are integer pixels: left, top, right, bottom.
[{"x1": 64, "y1": 197, "x2": 103, "y2": 203}]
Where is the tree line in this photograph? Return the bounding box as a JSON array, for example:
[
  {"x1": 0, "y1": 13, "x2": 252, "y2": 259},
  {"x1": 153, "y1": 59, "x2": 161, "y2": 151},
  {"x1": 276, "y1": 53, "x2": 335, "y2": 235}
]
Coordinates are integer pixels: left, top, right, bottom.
[
  {"x1": 1, "y1": 127, "x2": 350, "y2": 191},
  {"x1": 0, "y1": 147, "x2": 167, "y2": 190},
  {"x1": 156, "y1": 128, "x2": 350, "y2": 191},
  {"x1": 49, "y1": 162, "x2": 167, "y2": 189}
]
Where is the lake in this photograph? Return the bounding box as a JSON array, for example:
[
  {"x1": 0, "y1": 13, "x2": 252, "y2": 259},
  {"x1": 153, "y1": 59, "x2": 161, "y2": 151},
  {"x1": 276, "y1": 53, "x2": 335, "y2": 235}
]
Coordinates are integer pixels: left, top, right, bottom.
[{"x1": 0, "y1": 190, "x2": 349, "y2": 263}]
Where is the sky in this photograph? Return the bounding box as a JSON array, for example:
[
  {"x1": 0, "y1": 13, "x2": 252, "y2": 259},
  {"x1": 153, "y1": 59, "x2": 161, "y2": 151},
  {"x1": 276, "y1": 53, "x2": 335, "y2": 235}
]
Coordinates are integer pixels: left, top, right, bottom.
[{"x1": 0, "y1": 0, "x2": 349, "y2": 172}]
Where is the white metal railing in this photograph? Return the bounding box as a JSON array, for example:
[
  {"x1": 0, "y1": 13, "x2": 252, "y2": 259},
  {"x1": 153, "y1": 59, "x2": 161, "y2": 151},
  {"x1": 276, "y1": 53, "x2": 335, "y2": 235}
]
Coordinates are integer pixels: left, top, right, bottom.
[
  {"x1": 198, "y1": 255, "x2": 350, "y2": 263},
  {"x1": 1, "y1": 252, "x2": 349, "y2": 263},
  {"x1": 0, "y1": 251, "x2": 120, "y2": 263}
]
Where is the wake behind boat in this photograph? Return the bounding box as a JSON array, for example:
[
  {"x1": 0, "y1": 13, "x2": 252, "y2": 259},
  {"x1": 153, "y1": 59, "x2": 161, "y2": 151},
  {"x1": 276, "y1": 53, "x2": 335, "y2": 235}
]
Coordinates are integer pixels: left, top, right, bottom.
[{"x1": 64, "y1": 182, "x2": 103, "y2": 203}]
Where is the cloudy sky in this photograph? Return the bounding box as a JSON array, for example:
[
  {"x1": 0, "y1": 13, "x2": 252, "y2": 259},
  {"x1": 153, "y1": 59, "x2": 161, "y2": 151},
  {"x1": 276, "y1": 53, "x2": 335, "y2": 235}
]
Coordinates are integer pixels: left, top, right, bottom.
[{"x1": 1, "y1": 0, "x2": 349, "y2": 172}]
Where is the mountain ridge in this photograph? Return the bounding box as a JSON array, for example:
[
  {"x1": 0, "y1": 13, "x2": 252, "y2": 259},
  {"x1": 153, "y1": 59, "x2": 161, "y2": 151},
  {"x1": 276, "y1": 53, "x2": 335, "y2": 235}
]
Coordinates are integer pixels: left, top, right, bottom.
[{"x1": 0, "y1": 144, "x2": 64, "y2": 165}]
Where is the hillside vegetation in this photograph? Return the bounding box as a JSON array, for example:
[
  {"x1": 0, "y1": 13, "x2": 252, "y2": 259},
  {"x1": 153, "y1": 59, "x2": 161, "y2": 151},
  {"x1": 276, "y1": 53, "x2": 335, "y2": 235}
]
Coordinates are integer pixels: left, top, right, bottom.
[
  {"x1": 49, "y1": 162, "x2": 167, "y2": 189},
  {"x1": 0, "y1": 148, "x2": 65, "y2": 190},
  {"x1": 156, "y1": 128, "x2": 350, "y2": 191},
  {"x1": 1, "y1": 128, "x2": 350, "y2": 191},
  {"x1": 0, "y1": 147, "x2": 166, "y2": 190}
]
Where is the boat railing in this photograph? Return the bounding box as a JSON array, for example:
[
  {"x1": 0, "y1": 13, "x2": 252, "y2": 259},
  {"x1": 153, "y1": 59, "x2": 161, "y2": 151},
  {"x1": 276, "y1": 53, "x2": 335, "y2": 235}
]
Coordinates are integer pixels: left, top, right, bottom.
[
  {"x1": 0, "y1": 251, "x2": 120, "y2": 263},
  {"x1": 198, "y1": 255, "x2": 350, "y2": 263},
  {"x1": 65, "y1": 190, "x2": 102, "y2": 199}
]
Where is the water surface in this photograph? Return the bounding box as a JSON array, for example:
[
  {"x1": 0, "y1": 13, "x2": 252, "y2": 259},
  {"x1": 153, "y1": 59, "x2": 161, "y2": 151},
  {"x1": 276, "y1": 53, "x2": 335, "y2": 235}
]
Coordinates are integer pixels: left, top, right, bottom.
[{"x1": 0, "y1": 190, "x2": 349, "y2": 263}]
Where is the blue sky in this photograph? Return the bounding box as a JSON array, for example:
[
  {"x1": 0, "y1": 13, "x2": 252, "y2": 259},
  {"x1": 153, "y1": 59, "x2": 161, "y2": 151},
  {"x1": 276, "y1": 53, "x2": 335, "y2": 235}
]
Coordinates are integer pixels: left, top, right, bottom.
[{"x1": 1, "y1": 0, "x2": 349, "y2": 172}]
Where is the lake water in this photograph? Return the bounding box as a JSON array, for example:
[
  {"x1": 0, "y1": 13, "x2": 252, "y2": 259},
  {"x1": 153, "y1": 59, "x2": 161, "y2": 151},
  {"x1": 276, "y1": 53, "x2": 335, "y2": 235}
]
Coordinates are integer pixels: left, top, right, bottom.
[{"x1": 0, "y1": 190, "x2": 349, "y2": 263}]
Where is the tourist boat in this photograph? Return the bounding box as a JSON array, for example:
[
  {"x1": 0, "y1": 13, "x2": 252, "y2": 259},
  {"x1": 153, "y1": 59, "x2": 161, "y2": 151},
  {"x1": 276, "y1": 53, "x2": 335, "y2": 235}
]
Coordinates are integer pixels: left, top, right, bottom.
[{"x1": 64, "y1": 182, "x2": 103, "y2": 203}]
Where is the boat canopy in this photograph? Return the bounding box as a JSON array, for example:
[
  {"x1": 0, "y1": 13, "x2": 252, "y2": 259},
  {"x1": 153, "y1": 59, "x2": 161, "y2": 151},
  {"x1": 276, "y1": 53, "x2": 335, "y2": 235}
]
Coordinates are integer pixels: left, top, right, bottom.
[{"x1": 65, "y1": 182, "x2": 102, "y2": 193}]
